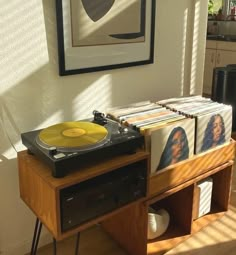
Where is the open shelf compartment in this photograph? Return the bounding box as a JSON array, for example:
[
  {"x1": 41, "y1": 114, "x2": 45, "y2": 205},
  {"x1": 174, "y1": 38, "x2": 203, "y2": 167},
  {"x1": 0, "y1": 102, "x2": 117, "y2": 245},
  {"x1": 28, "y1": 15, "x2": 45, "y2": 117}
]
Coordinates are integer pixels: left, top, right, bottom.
[
  {"x1": 147, "y1": 185, "x2": 194, "y2": 255},
  {"x1": 192, "y1": 165, "x2": 233, "y2": 233}
]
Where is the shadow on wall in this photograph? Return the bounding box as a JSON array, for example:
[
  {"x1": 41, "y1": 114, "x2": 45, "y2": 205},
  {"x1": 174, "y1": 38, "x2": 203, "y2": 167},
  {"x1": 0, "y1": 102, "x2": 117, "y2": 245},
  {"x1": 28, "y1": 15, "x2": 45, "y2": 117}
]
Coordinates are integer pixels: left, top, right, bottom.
[{"x1": 0, "y1": 0, "x2": 201, "y2": 156}]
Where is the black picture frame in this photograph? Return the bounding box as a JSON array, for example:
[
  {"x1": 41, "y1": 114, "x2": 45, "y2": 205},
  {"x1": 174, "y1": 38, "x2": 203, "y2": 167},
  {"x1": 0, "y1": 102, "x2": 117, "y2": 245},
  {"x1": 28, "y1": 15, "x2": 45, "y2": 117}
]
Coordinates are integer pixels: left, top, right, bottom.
[{"x1": 55, "y1": 0, "x2": 156, "y2": 75}]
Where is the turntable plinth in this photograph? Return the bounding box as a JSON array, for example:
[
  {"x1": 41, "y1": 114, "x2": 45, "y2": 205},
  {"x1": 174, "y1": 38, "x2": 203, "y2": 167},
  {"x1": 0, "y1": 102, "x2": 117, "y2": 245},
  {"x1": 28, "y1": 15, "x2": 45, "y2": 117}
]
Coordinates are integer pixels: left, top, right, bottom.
[{"x1": 21, "y1": 119, "x2": 145, "y2": 178}]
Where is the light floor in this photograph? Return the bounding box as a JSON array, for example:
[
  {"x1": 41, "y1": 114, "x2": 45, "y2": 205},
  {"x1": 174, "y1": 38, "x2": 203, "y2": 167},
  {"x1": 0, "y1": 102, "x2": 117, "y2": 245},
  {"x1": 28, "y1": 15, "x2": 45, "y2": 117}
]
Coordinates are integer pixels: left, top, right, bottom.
[{"x1": 29, "y1": 166, "x2": 236, "y2": 255}]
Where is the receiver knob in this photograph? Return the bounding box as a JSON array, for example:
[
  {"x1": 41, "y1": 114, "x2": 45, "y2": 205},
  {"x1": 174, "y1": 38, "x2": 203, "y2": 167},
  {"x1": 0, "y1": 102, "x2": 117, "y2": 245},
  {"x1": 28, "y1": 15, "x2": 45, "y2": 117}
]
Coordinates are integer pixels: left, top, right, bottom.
[{"x1": 48, "y1": 147, "x2": 57, "y2": 156}]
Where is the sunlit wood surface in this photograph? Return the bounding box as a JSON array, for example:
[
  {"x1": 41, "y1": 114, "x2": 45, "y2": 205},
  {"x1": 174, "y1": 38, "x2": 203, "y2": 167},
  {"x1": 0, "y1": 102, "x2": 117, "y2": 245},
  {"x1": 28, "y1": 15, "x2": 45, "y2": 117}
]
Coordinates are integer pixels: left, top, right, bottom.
[
  {"x1": 23, "y1": 139, "x2": 236, "y2": 255},
  {"x1": 26, "y1": 161, "x2": 236, "y2": 255}
]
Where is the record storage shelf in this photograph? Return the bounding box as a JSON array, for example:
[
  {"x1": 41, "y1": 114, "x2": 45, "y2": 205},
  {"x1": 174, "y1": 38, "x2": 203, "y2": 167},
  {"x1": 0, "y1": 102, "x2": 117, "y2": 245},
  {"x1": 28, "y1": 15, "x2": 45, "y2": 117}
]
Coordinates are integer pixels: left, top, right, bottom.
[
  {"x1": 102, "y1": 140, "x2": 235, "y2": 255},
  {"x1": 18, "y1": 140, "x2": 235, "y2": 255}
]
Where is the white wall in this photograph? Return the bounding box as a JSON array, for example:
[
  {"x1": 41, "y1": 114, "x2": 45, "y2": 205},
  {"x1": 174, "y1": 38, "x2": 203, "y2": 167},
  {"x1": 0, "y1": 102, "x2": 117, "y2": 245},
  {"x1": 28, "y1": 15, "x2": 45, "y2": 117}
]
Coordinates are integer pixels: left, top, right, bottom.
[{"x1": 0, "y1": 0, "x2": 208, "y2": 254}]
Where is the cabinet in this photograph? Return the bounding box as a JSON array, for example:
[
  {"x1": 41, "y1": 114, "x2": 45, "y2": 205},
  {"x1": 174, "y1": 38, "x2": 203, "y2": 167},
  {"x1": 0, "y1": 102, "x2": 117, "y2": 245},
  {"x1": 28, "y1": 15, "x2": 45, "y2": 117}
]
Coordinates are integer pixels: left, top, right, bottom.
[
  {"x1": 203, "y1": 40, "x2": 236, "y2": 95},
  {"x1": 102, "y1": 140, "x2": 235, "y2": 255},
  {"x1": 18, "y1": 140, "x2": 235, "y2": 255},
  {"x1": 18, "y1": 150, "x2": 149, "y2": 240}
]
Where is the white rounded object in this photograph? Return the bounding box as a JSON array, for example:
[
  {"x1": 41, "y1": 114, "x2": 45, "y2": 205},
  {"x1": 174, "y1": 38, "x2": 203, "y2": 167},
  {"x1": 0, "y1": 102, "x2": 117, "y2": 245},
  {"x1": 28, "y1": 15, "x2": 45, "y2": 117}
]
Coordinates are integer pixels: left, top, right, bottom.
[{"x1": 147, "y1": 208, "x2": 170, "y2": 240}]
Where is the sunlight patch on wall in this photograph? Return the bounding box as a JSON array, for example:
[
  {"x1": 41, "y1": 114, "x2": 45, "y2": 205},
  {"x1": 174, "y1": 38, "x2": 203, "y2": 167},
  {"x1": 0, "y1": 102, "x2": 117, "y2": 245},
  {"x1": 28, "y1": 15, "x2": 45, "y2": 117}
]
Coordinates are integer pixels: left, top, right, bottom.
[
  {"x1": 0, "y1": 0, "x2": 48, "y2": 95},
  {"x1": 3, "y1": 139, "x2": 33, "y2": 159},
  {"x1": 2, "y1": 147, "x2": 18, "y2": 160},
  {"x1": 34, "y1": 111, "x2": 63, "y2": 130},
  {"x1": 72, "y1": 75, "x2": 112, "y2": 120},
  {"x1": 190, "y1": 0, "x2": 200, "y2": 95},
  {"x1": 1, "y1": 108, "x2": 63, "y2": 159},
  {"x1": 181, "y1": 8, "x2": 189, "y2": 95}
]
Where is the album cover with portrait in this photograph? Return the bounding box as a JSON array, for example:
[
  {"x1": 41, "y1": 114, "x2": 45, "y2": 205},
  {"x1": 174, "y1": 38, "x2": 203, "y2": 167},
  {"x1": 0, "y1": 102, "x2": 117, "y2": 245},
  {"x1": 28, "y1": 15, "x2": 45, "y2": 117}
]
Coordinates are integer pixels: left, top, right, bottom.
[
  {"x1": 194, "y1": 105, "x2": 232, "y2": 154},
  {"x1": 150, "y1": 118, "x2": 195, "y2": 174}
]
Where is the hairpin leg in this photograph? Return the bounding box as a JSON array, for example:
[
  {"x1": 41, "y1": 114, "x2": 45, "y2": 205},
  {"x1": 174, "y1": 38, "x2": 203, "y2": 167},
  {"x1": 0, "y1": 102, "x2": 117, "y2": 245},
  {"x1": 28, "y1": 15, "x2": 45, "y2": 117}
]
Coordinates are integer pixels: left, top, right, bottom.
[
  {"x1": 30, "y1": 218, "x2": 80, "y2": 255},
  {"x1": 30, "y1": 218, "x2": 42, "y2": 255},
  {"x1": 74, "y1": 233, "x2": 80, "y2": 255},
  {"x1": 53, "y1": 238, "x2": 57, "y2": 255}
]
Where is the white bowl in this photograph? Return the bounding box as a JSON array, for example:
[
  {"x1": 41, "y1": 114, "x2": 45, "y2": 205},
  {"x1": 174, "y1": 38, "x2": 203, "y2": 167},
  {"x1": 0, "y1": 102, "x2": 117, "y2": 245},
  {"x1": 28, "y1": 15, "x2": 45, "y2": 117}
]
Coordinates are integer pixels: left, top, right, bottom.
[{"x1": 147, "y1": 208, "x2": 170, "y2": 240}]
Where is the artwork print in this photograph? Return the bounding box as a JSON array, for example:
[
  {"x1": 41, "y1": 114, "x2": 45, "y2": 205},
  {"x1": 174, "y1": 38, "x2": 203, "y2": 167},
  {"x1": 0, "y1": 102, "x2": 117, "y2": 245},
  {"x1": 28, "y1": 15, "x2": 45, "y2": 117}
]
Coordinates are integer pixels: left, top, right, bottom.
[
  {"x1": 150, "y1": 118, "x2": 195, "y2": 173},
  {"x1": 55, "y1": 0, "x2": 156, "y2": 75},
  {"x1": 156, "y1": 126, "x2": 189, "y2": 170},
  {"x1": 71, "y1": 0, "x2": 146, "y2": 46},
  {"x1": 195, "y1": 106, "x2": 232, "y2": 154}
]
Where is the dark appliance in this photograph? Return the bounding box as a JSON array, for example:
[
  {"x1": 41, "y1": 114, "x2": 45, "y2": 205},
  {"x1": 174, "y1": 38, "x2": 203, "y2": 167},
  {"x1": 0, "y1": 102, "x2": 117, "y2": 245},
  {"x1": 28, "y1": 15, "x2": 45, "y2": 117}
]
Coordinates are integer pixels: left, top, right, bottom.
[
  {"x1": 60, "y1": 160, "x2": 147, "y2": 231},
  {"x1": 211, "y1": 64, "x2": 236, "y2": 131}
]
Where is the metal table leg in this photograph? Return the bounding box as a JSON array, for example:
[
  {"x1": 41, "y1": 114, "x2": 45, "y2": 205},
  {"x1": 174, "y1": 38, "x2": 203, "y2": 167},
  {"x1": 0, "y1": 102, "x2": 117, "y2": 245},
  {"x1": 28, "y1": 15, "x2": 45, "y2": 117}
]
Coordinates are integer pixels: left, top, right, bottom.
[
  {"x1": 53, "y1": 238, "x2": 57, "y2": 255},
  {"x1": 30, "y1": 218, "x2": 42, "y2": 255},
  {"x1": 30, "y1": 218, "x2": 80, "y2": 254},
  {"x1": 75, "y1": 233, "x2": 80, "y2": 255}
]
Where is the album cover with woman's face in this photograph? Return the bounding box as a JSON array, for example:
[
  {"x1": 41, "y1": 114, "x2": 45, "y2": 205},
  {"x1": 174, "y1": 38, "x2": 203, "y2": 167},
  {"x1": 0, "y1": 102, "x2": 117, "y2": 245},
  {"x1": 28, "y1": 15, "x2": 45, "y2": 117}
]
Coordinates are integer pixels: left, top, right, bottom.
[
  {"x1": 195, "y1": 105, "x2": 232, "y2": 154},
  {"x1": 150, "y1": 118, "x2": 195, "y2": 174}
]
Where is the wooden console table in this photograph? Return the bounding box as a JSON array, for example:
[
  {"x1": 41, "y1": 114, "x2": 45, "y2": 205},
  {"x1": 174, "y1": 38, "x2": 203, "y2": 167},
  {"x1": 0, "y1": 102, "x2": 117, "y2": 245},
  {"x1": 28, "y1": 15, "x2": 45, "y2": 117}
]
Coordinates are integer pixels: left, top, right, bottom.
[
  {"x1": 18, "y1": 150, "x2": 149, "y2": 254},
  {"x1": 18, "y1": 140, "x2": 235, "y2": 255}
]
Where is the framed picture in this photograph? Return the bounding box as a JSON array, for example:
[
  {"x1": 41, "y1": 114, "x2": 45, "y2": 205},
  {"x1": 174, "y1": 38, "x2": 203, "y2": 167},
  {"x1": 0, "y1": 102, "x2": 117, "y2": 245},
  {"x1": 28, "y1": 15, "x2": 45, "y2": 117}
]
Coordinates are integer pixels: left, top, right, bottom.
[{"x1": 55, "y1": 0, "x2": 156, "y2": 75}]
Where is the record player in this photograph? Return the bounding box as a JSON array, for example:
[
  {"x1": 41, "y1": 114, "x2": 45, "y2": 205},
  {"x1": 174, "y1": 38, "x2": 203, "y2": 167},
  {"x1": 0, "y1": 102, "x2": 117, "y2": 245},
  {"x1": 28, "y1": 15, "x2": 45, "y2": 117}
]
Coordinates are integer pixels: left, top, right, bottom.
[{"x1": 21, "y1": 111, "x2": 144, "y2": 177}]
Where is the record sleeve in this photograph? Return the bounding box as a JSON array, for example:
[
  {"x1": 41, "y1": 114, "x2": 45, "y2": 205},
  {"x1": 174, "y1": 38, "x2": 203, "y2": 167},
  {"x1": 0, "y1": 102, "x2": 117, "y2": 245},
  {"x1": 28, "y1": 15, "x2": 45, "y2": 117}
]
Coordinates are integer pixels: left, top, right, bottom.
[
  {"x1": 118, "y1": 107, "x2": 164, "y2": 123},
  {"x1": 150, "y1": 118, "x2": 195, "y2": 173},
  {"x1": 157, "y1": 95, "x2": 210, "y2": 106},
  {"x1": 107, "y1": 101, "x2": 158, "y2": 121},
  {"x1": 138, "y1": 114, "x2": 185, "y2": 133},
  {"x1": 124, "y1": 109, "x2": 175, "y2": 126},
  {"x1": 194, "y1": 105, "x2": 232, "y2": 154}
]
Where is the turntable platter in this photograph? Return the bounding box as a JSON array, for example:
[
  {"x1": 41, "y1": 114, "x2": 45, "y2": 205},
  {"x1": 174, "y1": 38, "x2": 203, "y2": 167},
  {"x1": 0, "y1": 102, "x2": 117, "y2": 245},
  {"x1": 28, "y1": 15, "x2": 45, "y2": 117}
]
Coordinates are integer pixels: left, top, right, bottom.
[{"x1": 37, "y1": 121, "x2": 109, "y2": 151}]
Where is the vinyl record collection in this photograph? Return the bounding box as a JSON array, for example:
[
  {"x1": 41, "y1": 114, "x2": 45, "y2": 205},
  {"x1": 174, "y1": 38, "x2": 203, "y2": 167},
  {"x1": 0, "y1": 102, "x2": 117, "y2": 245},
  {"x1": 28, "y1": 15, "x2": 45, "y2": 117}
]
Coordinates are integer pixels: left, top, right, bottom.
[
  {"x1": 107, "y1": 101, "x2": 195, "y2": 173},
  {"x1": 106, "y1": 101, "x2": 186, "y2": 133},
  {"x1": 157, "y1": 95, "x2": 232, "y2": 154},
  {"x1": 107, "y1": 95, "x2": 232, "y2": 173}
]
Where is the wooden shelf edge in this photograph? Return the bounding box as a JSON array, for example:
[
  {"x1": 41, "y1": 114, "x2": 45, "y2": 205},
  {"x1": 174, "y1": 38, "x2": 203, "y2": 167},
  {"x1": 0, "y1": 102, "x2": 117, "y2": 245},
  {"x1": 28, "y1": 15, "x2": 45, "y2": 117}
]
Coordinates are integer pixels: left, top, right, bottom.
[
  {"x1": 18, "y1": 149, "x2": 149, "y2": 190},
  {"x1": 148, "y1": 141, "x2": 235, "y2": 198},
  {"x1": 147, "y1": 233, "x2": 190, "y2": 255},
  {"x1": 192, "y1": 211, "x2": 226, "y2": 234},
  {"x1": 146, "y1": 161, "x2": 233, "y2": 205}
]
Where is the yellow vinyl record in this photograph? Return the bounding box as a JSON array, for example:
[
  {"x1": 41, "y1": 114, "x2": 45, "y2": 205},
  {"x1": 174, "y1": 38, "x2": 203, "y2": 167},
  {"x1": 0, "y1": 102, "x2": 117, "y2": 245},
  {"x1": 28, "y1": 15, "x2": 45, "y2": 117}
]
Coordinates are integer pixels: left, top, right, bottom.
[{"x1": 37, "y1": 121, "x2": 109, "y2": 150}]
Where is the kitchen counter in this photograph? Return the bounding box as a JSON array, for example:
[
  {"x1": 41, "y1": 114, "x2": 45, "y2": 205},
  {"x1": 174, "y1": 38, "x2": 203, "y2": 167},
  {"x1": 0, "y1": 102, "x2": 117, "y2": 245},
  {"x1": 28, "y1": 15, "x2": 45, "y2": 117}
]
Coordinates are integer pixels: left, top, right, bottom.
[{"x1": 207, "y1": 34, "x2": 236, "y2": 42}]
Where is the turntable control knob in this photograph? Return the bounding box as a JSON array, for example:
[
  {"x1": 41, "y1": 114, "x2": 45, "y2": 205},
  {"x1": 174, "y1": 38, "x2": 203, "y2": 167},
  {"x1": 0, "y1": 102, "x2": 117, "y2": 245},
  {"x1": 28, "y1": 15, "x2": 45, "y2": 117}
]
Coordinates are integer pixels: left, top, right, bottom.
[
  {"x1": 48, "y1": 147, "x2": 57, "y2": 156},
  {"x1": 118, "y1": 126, "x2": 129, "y2": 133}
]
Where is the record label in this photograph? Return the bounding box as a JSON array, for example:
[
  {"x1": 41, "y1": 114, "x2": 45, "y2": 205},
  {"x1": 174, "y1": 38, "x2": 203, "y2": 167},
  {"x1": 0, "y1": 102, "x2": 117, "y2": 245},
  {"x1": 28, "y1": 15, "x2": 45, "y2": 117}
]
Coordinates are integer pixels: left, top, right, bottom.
[
  {"x1": 62, "y1": 128, "x2": 86, "y2": 137},
  {"x1": 37, "y1": 121, "x2": 109, "y2": 151}
]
